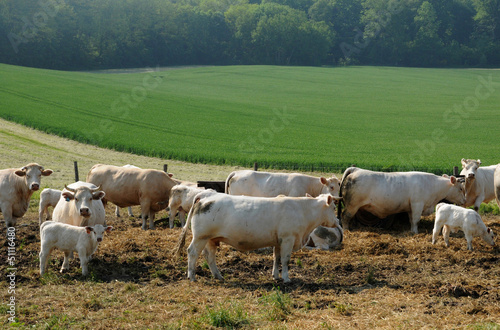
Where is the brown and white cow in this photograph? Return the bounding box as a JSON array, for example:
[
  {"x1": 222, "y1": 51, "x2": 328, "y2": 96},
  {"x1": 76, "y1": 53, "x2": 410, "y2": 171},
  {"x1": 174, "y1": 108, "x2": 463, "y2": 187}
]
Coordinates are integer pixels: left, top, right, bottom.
[
  {"x1": 52, "y1": 182, "x2": 106, "y2": 227},
  {"x1": 225, "y1": 170, "x2": 341, "y2": 197},
  {"x1": 0, "y1": 163, "x2": 53, "y2": 227},
  {"x1": 340, "y1": 167, "x2": 465, "y2": 234},
  {"x1": 175, "y1": 193, "x2": 340, "y2": 283},
  {"x1": 460, "y1": 159, "x2": 498, "y2": 211},
  {"x1": 86, "y1": 164, "x2": 177, "y2": 230}
]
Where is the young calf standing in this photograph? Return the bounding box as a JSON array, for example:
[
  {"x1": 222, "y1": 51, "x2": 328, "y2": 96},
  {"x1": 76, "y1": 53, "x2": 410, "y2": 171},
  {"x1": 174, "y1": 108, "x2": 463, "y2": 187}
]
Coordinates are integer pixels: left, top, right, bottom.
[
  {"x1": 432, "y1": 203, "x2": 495, "y2": 251},
  {"x1": 38, "y1": 188, "x2": 61, "y2": 225},
  {"x1": 39, "y1": 221, "x2": 112, "y2": 276}
]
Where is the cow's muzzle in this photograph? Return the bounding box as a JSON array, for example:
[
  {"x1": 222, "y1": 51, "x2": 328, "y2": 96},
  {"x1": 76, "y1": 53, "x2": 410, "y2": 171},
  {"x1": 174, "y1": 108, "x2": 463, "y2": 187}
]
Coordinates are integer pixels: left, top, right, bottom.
[
  {"x1": 30, "y1": 183, "x2": 40, "y2": 191},
  {"x1": 97, "y1": 237, "x2": 102, "y2": 243},
  {"x1": 467, "y1": 173, "x2": 475, "y2": 179},
  {"x1": 80, "y1": 208, "x2": 91, "y2": 217}
]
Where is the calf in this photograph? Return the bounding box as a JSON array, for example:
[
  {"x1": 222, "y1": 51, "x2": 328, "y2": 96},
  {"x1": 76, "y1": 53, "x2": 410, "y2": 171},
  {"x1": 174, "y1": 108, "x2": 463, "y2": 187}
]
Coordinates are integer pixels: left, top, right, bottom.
[
  {"x1": 432, "y1": 203, "x2": 495, "y2": 251},
  {"x1": 168, "y1": 185, "x2": 215, "y2": 228},
  {"x1": 175, "y1": 194, "x2": 340, "y2": 283},
  {"x1": 39, "y1": 221, "x2": 112, "y2": 276},
  {"x1": 306, "y1": 226, "x2": 343, "y2": 250},
  {"x1": 495, "y1": 165, "x2": 500, "y2": 208},
  {"x1": 38, "y1": 188, "x2": 61, "y2": 225}
]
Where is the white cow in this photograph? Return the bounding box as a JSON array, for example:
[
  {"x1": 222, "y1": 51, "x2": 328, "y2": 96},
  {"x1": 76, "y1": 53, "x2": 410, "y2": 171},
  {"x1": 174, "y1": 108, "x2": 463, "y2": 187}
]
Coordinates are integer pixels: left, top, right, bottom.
[
  {"x1": 460, "y1": 159, "x2": 497, "y2": 211},
  {"x1": 39, "y1": 188, "x2": 61, "y2": 225},
  {"x1": 225, "y1": 170, "x2": 341, "y2": 197},
  {"x1": 39, "y1": 221, "x2": 112, "y2": 276},
  {"x1": 226, "y1": 170, "x2": 343, "y2": 249},
  {"x1": 306, "y1": 225, "x2": 344, "y2": 250},
  {"x1": 168, "y1": 185, "x2": 216, "y2": 228},
  {"x1": 0, "y1": 163, "x2": 53, "y2": 227},
  {"x1": 175, "y1": 194, "x2": 340, "y2": 283},
  {"x1": 340, "y1": 167, "x2": 466, "y2": 234},
  {"x1": 495, "y1": 165, "x2": 500, "y2": 208},
  {"x1": 432, "y1": 203, "x2": 495, "y2": 251},
  {"x1": 52, "y1": 181, "x2": 106, "y2": 227}
]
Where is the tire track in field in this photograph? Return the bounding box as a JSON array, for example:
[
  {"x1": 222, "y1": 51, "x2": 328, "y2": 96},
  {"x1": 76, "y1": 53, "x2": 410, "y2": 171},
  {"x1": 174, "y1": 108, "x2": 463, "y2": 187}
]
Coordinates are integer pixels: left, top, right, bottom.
[{"x1": 0, "y1": 86, "x2": 227, "y2": 142}]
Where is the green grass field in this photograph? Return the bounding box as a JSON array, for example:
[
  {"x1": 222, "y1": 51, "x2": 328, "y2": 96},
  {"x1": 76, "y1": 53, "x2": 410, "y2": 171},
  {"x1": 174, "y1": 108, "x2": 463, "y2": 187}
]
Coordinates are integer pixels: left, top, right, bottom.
[{"x1": 1, "y1": 64, "x2": 499, "y2": 173}]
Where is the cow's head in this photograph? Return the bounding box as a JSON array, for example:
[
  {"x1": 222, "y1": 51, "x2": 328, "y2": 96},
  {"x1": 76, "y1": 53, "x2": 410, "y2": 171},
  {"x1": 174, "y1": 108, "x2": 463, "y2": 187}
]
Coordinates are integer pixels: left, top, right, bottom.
[
  {"x1": 14, "y1": 163, "x2": 53, "y2": 191},
  {"x1": 460, "y1": 158, "x2": 481, "y2": 180},
  {"x1": 63, "y1": 185, "x2": 105, "y2": 218},
  {"x1": 85, "y1": 224, "x2": 113, "y2": 243},
  {"x1": 320, "y1": 175, "x2": 341, "y2": 197},
  {"x1": 484, "y1": 227, "x2": 495, "y2": 247},
  {"x1": 318, "y1": 194, "x2": 341, "y2": 228},
  {"x1": 442, "y1": 174, "x2": 466, "y2": 206}
]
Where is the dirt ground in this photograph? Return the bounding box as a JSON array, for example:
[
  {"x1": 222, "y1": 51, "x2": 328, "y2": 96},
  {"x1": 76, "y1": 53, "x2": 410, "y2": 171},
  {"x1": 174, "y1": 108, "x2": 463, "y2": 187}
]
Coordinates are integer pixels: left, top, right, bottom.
[{"x1": 1, "y1": 118, "x2": 500, "y2": 328}]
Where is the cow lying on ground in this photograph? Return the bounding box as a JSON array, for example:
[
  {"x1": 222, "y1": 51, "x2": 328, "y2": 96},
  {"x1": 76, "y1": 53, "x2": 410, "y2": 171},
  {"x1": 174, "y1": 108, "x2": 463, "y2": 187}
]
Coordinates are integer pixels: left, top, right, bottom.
[
  {"x1": 86, "y1": 164, "x2": 177, "y2": 230},
  {"x1": 167, "y1": 185, "x2": 216, "y2": 228},
  {"x1": 460, "y1": 159, "x2": 497, "y2": 211},
  {"x1": 52, "y1": 182, "x2": 106, "y2": 227},
  {"x1": 306, "y1": 225, "x2": 343, "y2": 250},
  {"x1": 432, "y1": 203, "x2": 495, "y2": 251},
  {"x1": 340, "y1": 167, "x2": 465, "y2": 234},
  {"x1": 175, "y1": 193, "x2": 340, "y2": 283},
  {"x1": 39, "y1": 221, "x2": 112, "y2": 276},
  {"x1": 0, "y1": 163, "x2": 53, "y2": 227},
  {"x1": 225, "y1": 170, "x2": 341, "y2": 197},
  {"x1": 39, "y1": 188, "x2": 61, "y2": 225}
]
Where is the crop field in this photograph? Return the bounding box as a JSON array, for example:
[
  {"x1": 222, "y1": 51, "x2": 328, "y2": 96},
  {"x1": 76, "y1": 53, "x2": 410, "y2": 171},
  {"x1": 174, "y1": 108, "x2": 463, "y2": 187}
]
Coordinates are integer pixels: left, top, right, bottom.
[
  {"x1": 1, "y1": 64, "x2": 500, "y2": 172},
  {"x1": 1, "y1": 119, "x2": 500, "y2": 329}
]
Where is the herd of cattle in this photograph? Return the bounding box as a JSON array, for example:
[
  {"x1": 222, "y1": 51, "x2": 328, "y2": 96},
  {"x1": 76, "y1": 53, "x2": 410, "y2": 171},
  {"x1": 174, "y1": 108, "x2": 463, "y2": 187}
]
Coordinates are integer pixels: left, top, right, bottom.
[{"x1": 0, "y1": 159, "x2": 498, "y2": 282}]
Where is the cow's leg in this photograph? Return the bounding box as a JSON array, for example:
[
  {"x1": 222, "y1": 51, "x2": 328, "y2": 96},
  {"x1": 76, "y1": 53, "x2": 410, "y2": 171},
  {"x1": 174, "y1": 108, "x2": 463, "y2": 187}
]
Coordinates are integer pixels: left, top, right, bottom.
[
  {"x1": 474, "y1": 195, "x2": 484, "y2": 213},
  {"x1": 187, "y1": 238, "x2": 208, "y2": 281},
  {"x1": 272, "y1": 245, "x2": 281, "y2": 280},
  {"x1": 464, "y1": 231, "x2": 474, "y2": 251},
  {"x1": 39, "y1": 205, "x2": 47, "y2": 225},
  {"x1": 61, "y1": 251, "x2": 71, "y2": 273},
  {"x1": 127, "y1": 207, "x2": 134, "y2": 217},
  {"x1": 279, "y1": 237, "x2": 295, "y2": 283},
  {"x1": 408, "y1": 203, "x2": 424, "y2": 234},
  {"x1": 443, "y1": 225, "x2": 451, "y2": 247},
  {"x1": 341, "y1": 205, "x2": 359, "y2": 231},
  {"x1": 432, "y1": 220, "x2": 444, "y2": 245},
  {"x1": 179, "y1": 210, "x2": 186, "y2": 228},
  {"x1": 78, "y1": 251, "x2": 89, "y2": 276},
  {"x1": 39, "y1": 246, "x2": 51, "y2": 276},
  {"x1": 203, "y1": 240, "x2": 223, "y2": 280},
  {"x1": 140, "y1": 199, "x2": 151, "y2": 230},
  {"x1": 169, "y1": 205, "x2": 178, "y2": 229},
  {"x1": 115, "y1": 206, "x2": 121, "y2": 217},
  {"x1": 148, "y1": 210, "x2": 156, "y2": 230},
  {"x1": 1, "y1": 205, "x2": 16, "y2": 228}
]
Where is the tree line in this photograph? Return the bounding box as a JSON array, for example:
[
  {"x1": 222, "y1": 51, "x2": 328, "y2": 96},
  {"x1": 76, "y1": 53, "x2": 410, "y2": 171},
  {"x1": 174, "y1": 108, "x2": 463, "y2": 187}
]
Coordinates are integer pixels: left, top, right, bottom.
[{"x1": 1, "y1": 0, "x2": 499, "y2": 70}]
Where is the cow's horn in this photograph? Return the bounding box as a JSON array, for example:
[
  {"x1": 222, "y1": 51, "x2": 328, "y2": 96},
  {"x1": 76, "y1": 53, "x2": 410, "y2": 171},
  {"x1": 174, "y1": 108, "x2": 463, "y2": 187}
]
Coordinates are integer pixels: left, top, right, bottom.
[
  {"x1": 64, "y1": 184, "x2": 76, "y2": 193},
  {"x1": 91, "y1": 185, "x2": 101, "y2": 192}
]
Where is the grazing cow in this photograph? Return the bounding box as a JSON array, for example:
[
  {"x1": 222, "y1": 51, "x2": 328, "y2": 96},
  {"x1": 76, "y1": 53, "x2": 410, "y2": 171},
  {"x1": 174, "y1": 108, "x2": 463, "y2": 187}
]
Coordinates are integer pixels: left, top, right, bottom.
[
  {"x1": 0, "y1": 163, "x2": 53, "y2": 227},
  {"x1": 340, "y1": 167, "x2": 465, "y2": 234},
  {"x1": 432, "y1": 203, "x2": 495, "y2": 251},
  {"x1": 39, "y1": 188, "x2": 61, "y2": 225},
  {"x1": 39, "y1": 221, "x2": 112, "y2": 276},
  {"x1": 86, "y1": 164, "x2": 177, "y2": 230},
  {"x1": 460, "y1": 159, "x2": 497, "y2": 211},
  {"x1": 175, "y1": 194, "x2": 340, "y2": 283},
  {"x1": 225, "y1": 170, "x2": 341, "y2": 197},
  {"x1": 52, "y1": 182, "x2": 106, "y2": 227},
  {"x1": 495, "y1": 165, "x2": 500, "y2": 208},
  {"x1": 168, "y1": 185, "x2": 216, "y2": 228}
]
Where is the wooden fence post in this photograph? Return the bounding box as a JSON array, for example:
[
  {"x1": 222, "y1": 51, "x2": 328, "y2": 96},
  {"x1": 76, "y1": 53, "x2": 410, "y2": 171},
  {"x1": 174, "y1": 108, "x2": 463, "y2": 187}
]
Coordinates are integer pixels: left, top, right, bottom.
[
  {"x1": 163, "y1": 164, "x2": 168, "y2": 173},
  {"x1": 254, "y1": 162, "x2": 258, "y2": 171},
  {"x1": 74, "y1": 161, "x2": 79, "y2": 182},
  {"x1": 453, "y1": 166, "x2": 459, "y2": 177}
]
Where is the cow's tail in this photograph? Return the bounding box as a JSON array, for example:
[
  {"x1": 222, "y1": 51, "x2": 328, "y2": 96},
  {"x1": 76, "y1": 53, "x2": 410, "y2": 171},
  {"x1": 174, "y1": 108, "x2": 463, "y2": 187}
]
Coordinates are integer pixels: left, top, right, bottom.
[
  {"x1": 174, "y1": 197, "x2": 199, "y2": 258},
  {"x1": 225, "y1": 171, "x2": 236, "y2": 194}
]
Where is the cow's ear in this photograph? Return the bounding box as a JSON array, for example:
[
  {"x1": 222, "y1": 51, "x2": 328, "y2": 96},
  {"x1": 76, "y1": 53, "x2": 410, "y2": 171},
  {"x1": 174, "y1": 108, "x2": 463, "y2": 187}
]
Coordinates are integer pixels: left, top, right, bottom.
[
  {"x1": 442, "y1": 174, "x2": 449, "y2": 179},
  {"x1": 93, "y1": 191, "x2": 105, "y2": 200},
  {"x1": 326, "y1": 195, "x2": 334, "y2": 206},
  {"x1": 42, "y1": 169, "x2": 53, "y2": 176},
  {"x1": 85, "y1": 227, "x2": 93, "y2": 234},
  {"x1": 477, "y1": 159, "x2": 482, "y2": 165},
  {"x1": 450, "y1": 176, "x2": 457, "y2": 184},
  {"x1": 320, "y1": 177, "x2": 328, "y2": 185},
  {"x1": 168, "y1": 173, "x2": 174, "y2": 178},
  {"x1": 62, "y1": 191, "x2": 75, "y2": 201},
  {"x1": 306, "y1": 193, "x2": 313, "y2": 198},
  {"x1": 461, "y1": 158, "x2": 467, "y2": 167},
  {"x1": 14, "y1": 170, "x2": 26, "y2": 177},
  {"x1": 106, "y1": 226, "x2": 113, "y2": 233}
]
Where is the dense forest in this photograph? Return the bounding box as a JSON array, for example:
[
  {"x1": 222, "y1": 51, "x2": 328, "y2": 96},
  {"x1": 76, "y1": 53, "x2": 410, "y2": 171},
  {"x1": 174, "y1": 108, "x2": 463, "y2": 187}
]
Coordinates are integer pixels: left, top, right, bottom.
[{"x1": 1, "y1": 0, "x2": 500, "y2": 69}]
